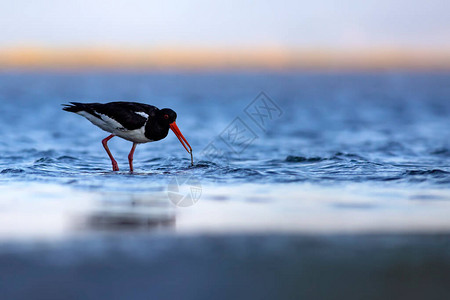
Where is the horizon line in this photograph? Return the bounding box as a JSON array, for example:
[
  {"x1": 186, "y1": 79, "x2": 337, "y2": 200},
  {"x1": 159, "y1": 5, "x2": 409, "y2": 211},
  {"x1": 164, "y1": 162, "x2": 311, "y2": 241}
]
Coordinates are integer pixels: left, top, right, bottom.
[{"x1": 1, "y1": 46, "x2": 450, "y2": 70}]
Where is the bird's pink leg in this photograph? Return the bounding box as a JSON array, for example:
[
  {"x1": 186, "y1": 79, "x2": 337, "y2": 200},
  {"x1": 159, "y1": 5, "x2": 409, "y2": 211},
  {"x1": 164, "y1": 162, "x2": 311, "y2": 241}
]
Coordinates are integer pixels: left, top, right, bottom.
[
  {"x1": 102, "y1": 134, "x2": 119, "y2": 171},
  {"x1": 128, "y1": 143, "x2": 137, "y2": 172}
]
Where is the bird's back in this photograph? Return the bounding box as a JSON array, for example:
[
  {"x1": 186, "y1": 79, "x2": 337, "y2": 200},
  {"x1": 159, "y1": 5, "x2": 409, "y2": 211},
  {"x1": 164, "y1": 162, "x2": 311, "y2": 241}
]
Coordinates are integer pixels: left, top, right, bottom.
[{"x1": 64, "y1": 101, "x2": 157, "y2": 130}]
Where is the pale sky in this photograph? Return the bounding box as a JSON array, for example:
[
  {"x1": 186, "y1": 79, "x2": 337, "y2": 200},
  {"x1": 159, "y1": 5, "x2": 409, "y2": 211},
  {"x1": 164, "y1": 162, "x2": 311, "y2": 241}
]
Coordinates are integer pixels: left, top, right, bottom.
[{"x1": 1, "y1": 0, "x2": 449, "y2": 49}]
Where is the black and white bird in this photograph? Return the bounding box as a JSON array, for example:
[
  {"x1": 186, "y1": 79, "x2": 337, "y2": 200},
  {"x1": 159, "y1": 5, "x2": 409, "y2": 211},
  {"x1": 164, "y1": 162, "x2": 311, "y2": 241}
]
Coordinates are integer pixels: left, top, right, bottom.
[{"x1": 63, "y1": 101, "x2": 193, "y2": 172}]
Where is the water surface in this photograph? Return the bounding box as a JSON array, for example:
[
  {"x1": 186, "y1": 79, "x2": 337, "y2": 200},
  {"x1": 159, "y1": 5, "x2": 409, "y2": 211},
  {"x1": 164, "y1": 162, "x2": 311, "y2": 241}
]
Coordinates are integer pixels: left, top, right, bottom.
[{"x1": 0, "y1": 71, "x2": 449, "y2": 298}]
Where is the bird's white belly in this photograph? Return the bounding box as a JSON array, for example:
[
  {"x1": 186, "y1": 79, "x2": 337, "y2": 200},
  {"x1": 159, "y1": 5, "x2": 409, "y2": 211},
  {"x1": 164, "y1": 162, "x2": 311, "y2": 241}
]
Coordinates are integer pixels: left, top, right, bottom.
[
  {"x1": 77, "y1": 111, "x2": 152, "y2": 143},
  {"x1": 77, "y1": 111, "x2": 113, "y2": 131}
]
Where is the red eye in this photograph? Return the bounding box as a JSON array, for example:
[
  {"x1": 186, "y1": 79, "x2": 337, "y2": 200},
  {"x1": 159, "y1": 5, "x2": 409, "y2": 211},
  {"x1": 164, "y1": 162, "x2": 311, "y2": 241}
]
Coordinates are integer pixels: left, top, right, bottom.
[{"x1": 164, "y1": 114, "x2": 169, "y2": 119}]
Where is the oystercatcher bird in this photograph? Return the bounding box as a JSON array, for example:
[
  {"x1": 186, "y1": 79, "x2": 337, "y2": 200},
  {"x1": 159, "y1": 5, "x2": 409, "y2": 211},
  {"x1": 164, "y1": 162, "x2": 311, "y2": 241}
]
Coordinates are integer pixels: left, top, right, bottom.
[{"x1": 62, "y1": 102, "x2": 193, "y2": 172}]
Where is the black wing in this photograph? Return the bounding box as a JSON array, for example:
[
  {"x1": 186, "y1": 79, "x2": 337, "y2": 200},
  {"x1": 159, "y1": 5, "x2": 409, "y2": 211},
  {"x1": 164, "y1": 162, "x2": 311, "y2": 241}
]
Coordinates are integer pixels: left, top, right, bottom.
[{"x1": 63, "y1": 101, "x2": 159, "y2": 130}]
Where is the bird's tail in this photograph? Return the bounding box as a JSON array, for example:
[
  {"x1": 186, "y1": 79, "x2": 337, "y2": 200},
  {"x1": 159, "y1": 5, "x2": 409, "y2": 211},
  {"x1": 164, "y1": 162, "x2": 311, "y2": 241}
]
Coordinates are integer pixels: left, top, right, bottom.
[{"x1": 62, "y1": 102, "x2": 85, "y2": 113}]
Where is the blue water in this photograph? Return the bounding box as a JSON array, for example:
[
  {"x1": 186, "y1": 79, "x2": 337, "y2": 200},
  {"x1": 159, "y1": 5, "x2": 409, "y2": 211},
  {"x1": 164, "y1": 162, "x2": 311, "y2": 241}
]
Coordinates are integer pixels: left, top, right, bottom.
[
  {"x1": 1, "y1": 71, "x2": 449, "y2": 187},
  {"x1": 1, "y1": 71, "x2": 450, "y2": 299}
]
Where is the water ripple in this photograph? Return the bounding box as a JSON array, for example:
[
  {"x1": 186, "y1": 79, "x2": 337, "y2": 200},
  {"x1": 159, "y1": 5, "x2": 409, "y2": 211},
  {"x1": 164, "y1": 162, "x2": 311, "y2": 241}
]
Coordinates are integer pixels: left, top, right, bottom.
[
  {"x1": 0, "y1": 72, "x2": 449, "y2": 189},
  {"x1": 285, "y1": 156, "x2": 325, "y2": 163}
]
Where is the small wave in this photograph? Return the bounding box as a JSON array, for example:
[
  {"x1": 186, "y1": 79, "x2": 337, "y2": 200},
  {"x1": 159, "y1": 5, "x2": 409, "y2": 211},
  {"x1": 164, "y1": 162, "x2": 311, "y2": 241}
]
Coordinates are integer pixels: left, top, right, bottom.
[
  {"x1": 431, "y1": 148, "x2": 450, "y2": 156},
  {"x1": 1, "y1": 168, "x2": 25, "y2": 174},
  {"x1": 331, "y1": 152, "x2": 366, "y2": 161},
  {"x1": 379, "y1": 177, "x2": 403, "y2": 182},
  {"x1": 405, "y1": 169, "x2": 450, "y2": 176},
  {"x1": 57, "y1": 155, "x2": 78, "y2": 161},
  {"x1": 193, "y1": 161, "x2": 218, "y2": 168},
  {"x1": 285, "y1": 156, "x2": 325, "y2": 163},
  {"x1": 35, "y1": 157, "x2": 55, "y2": 164},
  {"x1": 218, "y1": 167, "x2": 264, "y2": 177}
]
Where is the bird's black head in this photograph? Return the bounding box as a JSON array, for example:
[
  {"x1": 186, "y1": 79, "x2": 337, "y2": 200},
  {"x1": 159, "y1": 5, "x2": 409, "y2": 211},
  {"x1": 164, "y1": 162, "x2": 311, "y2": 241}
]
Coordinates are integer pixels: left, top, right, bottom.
[
  {"x1": 155, "y1": 107, "x2": 192, "y2": 160},
  {"x1": 158, "y1": 108, "x2": 177, "y2": 126}
]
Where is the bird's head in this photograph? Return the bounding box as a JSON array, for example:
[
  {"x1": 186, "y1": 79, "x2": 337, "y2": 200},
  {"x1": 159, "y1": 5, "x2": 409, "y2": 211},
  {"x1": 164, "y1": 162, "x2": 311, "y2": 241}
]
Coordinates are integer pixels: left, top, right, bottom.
[
  {"x1": 159, "y1": 108, "x2": 177, "y2": 125},
  {"x1": 159, "y1": 108, "x2": 192, "y2": 157}
]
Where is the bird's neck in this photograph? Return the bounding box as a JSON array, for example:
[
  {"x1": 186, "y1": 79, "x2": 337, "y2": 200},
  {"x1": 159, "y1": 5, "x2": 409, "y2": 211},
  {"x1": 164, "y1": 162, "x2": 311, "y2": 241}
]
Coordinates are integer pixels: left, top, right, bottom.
[{"x1": 144, "y1": 119, "x2": 170, "y2": 141}]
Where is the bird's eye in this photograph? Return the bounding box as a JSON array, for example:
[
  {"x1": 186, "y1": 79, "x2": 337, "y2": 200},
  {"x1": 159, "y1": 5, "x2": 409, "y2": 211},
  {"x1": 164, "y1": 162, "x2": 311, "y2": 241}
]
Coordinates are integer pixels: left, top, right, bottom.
[{"x1": 164, "y1": 114, "x2": 169, "y2": 119}]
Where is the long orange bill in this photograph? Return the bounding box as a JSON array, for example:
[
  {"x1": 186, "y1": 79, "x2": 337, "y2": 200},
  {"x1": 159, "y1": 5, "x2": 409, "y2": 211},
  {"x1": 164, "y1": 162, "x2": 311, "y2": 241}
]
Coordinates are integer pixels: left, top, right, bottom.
[{"x1": 169, "y1": 122, "x2": 193, "y2": 165}]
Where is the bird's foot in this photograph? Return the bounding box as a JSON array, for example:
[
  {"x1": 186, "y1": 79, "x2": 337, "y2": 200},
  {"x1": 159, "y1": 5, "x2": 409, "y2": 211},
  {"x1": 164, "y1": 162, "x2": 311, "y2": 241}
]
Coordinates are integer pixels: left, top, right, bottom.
[{"x1": 112, "y1": 161, "x2": 119, "y2": 171}]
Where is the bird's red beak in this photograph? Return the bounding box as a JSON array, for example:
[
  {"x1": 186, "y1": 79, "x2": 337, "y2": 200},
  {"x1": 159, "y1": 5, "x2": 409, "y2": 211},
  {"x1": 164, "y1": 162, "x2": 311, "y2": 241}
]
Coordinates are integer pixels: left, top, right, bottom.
[{"x1": 169, "y1": 122, "x2": 192, "y2": 154}]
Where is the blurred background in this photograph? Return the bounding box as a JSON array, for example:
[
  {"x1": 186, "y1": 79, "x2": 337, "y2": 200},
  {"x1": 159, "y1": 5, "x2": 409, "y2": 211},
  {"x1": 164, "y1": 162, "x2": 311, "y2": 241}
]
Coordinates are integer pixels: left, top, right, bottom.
[
  {"x1": 0, "y1": 1, "x2": 450, "y2": 299},
  {"x1": 1, "y1": 0, "x2": 450, "y2": 70}
]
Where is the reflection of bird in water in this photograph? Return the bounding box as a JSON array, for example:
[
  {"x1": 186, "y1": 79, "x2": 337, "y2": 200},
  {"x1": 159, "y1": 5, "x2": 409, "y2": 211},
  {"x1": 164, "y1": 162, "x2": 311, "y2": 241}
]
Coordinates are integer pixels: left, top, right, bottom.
[
  {"x1": 63, "y1": 101, "x2": 193, "y2": 172},
  {"x1": 86, "y1": 193, "x2": 176, "y2": 230}
]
